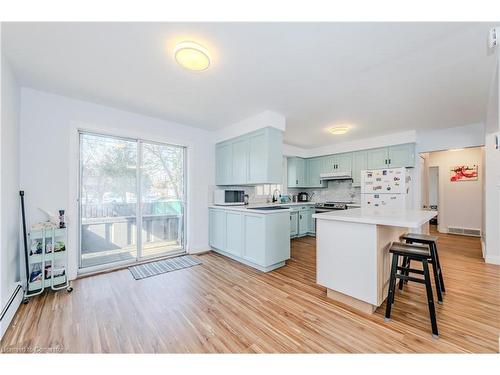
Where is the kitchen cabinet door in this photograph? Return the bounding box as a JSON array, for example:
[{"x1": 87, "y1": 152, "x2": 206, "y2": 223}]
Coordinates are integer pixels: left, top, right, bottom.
[
  {"x1": 290, "y1": 211, "x2": 298, "y2": 237},
  {"x1": 243, "y1": 215, "x2": 266, "y2": 264},
  {"x1": 308, "y1": 208, "x2": 316, "y2": 234},
  {"x1": 287, "y1": 157, "x2": 307, "y2": 187},
  {"x1": 209, "y1": 209, "x2": 226, "y2": 250},
  {"x1": 298, "y1": 209, "x2": 309, "y2": 236},
  {"x1": 226, "y1": 212, "x2": 243, "y2": 257},
  {"x1": 247, "y1": 131, "x2": 266, "y2": 184},
  {"x1": 307, "y1": 158, "x2": 323, "y2": 188},
  {"x1": 335, "y1": 153, "x2": 353, "y2": 173},
  {"x1": 366, "y1": 147, "x2": 389, "y2": 170},
  {"x1": 321, "y1": 155, "x2": 335, "y2": 174},
  {"x1": 231, "y1": 138, "x2": 248, "y2": 185},
  {"x1": 352, "y1": 150, "x2": 368, "y2": 187},
  {"x1": 388, "y1": 143, "x2": 415, "y2": 168},
  {"x1": 215, "y1": 143, "x2": 233, "y2": 185}
]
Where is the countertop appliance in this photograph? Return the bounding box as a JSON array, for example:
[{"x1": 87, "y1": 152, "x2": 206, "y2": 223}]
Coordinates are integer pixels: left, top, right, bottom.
[
  {"x1": 298, "y1": 192, "x2": 309, "y2": 202},
  {"x1": 214, "y1": 189, "x2": 245, "y2": 206},
  {"x1": 361, "y1": 167, "x2": 411, "y2": 209}
]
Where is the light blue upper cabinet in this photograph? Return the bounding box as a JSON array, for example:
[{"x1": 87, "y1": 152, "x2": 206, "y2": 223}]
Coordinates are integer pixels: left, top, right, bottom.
[
  {"x1": 247, "y1": 131, "x2": 266, "y2": 184},
  {"x1": 387, "y1": 143, "x2": 415, "y2": 168},
  {"x1": 321, "y1": 155, "x2": 335, "y2": 173},
  {"x1": 334, "y1": 153, "x2": 353, "y2": 173},
  {"x1": 231, "y1": 137, "x2": 248, "y2": 185},
  {"x1": 306, "y1": 157, "x2": 324, "y2": 188},
  {"x1": 352, "y1": 150, "x2": 368, "y2": 187},
  {"x1": 366, "y1": 144, "x2": 415, "y2": 169},
  {"x1": 215, "y1": 143, "x2": 233, "y2": 185},
  {"x1": 215, "y1": 127, "x2": 283, "y2": 186},
  {"x1": 366, "y1": 147, "x2": 389, "y2": 169},
  {"x1": 287, "y1": 157, "x2": 307, "y2": 188}
]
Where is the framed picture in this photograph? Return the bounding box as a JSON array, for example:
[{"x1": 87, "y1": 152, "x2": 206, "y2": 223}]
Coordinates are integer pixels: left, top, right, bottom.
[{"x1": 450, "y1": 165, "x2": 478, "y2": 182}]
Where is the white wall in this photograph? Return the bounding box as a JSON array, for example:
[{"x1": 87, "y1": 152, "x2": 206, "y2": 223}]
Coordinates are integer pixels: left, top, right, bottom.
[
  {"x1": 484, "y1": 58, "x2": 500, "y2": 264},
  {"x1": 427, "y1": 148, "x2": 484, "y2": 234},
  {"x1": 0, "y1": 49, "x2": 22, "y2": 338},
  {"x1": 428, "y1": 166, "x2": 439, "y2": 207},
  {"x1": 214, "y1": 110, "x2": 286, "y2": 142},
  {"x1": 416, "y1": 123, "x2": 485, "y2": 153},
  {"x1": 19, "y1": 88, "x2": 215, "y2": 280}
]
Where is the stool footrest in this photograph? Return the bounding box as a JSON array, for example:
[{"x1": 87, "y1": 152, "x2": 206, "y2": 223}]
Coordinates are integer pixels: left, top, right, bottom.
[
  {"x1": 395, "y1": 274, "x2": 425, "y2": 284},
  {"x1": 397, "y1": 266, "x2": 424, "y2": 275}
]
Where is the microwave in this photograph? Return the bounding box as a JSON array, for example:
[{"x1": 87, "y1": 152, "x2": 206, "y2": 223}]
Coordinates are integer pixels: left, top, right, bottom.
[{"x1": 214, "y1": 189, "x2": 245, "y2": 206}]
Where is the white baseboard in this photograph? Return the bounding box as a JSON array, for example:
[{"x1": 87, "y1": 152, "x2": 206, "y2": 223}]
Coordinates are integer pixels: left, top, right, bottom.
[
  {"x1": 188, "y1": 244, "x2": 211, "y2": 254},
  {"x1": 0, "y1": 283, "x2": 23, "y2": 340},
  {"x1": 485, "y1": 255, "x2": 500, "y2": 265}
]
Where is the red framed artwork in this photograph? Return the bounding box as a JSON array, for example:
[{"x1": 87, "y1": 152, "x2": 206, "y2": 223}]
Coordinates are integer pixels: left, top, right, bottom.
[{"x1": 450, "y1": 165, "x2": 478, "y2": 182}]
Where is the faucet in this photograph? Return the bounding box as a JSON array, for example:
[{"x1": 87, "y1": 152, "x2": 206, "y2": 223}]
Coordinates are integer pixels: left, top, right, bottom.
[{"x1": 272, "y1": 188, "x2": 281, "y2": 203}]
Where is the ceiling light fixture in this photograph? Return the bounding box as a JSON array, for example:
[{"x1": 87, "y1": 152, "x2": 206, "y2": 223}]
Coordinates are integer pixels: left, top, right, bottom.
[
  {"x1": 449, "y1": 148, "x2": 465, "y2": 152},
  {"x1": 329, "y1": 126, "x2": 350, "y2": 135},
  {"x1": 174, "y1": 41, "x2": 211, "y2": 71}
]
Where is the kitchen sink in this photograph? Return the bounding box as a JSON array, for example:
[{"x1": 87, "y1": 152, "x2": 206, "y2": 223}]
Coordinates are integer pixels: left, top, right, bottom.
[{"x1": 250, "y1": 206, "x2": 290, "y2": 211}]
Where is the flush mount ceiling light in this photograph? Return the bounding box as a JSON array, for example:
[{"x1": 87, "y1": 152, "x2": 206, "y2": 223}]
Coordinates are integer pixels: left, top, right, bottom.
[
  {"x1": 328, "y1": 126, "x2": 350, "y2": 135},
  {"x1": 174, "y1": 41, "x2": 211, "y2": 71}
]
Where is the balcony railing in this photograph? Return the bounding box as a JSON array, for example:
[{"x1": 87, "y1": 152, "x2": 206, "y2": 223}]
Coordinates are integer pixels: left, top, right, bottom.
[{"x1": 80, "y1": 202, "x2": 183, "y2": 267}]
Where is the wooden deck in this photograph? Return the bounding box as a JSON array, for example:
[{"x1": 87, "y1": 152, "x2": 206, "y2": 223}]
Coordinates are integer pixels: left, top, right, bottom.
[{"x1": 1, "y1": 228, "x2": 499, "y2": 353}]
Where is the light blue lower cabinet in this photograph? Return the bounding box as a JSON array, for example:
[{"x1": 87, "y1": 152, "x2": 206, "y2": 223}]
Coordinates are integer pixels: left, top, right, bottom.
[
  {"x1": 308, "y1": 208, "x2": 316, "y2": 235},
  {"x1": 209, "y1": 209, "x2": 226, "y2": 250},
  {"x1": 290, "y1": 211, "x2": 298, "y2": 237},
  {"x1": 209, "y1": 208, "x2": 290, "y2": 272},
  {"x1": 242, "y1": 214, "x2": 266, "y2": 265},
  {"x1": 286, "y1": 205, "x2": 316, "y2": 237},
  {"x1": 225, "y1": 212, "x2": 243, "y2": 257}
]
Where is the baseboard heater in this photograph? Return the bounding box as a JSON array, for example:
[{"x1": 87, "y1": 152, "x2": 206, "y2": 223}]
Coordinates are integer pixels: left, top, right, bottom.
[
  {"x1": 447, "y1": 227, "x2": 481, "y2": 237},
  {"x1": 0, "y1": 284, "x2": 22, "y2": 322}
]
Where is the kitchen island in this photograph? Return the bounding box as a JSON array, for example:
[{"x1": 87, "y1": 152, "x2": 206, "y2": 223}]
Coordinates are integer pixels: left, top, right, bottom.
[{"x1": 312, "y1": 208, "x2": 437, "y2": 314}]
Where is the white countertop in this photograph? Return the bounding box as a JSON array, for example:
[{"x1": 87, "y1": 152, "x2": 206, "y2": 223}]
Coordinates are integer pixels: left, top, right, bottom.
[
  {"x1": 209, "y1": 205, "x2": 292, "y2": 214},
  {"x1": 312, "y1": 208, "x2": 437, "y2": 228}
]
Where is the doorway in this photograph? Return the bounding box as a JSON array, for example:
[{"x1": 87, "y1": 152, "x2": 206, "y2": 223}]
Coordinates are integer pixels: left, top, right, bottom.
[{"x1": 78, "y1": 131, "x2": 186, "y2": 271}]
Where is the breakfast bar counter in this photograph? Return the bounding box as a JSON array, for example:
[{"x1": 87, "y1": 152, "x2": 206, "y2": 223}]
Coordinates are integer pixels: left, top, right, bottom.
[{"x1": 312, "y1": 208, "x2": 437, "y2": 314}]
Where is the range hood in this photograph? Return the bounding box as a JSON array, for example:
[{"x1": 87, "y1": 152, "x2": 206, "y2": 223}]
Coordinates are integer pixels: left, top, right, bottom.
[{"x1": 319, "y1": 172, "x2": 353, "y2": 181}]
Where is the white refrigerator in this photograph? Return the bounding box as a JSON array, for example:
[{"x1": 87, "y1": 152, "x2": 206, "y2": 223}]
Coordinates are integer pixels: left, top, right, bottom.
[{"x1": 361, "y1": 167, "x2": 411, "y2": 209}]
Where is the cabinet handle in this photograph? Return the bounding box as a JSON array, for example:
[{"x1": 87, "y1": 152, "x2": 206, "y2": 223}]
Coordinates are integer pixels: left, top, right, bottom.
[
  {"x1": 300, "y1": 215, "x2": 302, "y2": 219},
  {"x1": 388, "y1": 159, "x2": 391, "y2": 164},
  {"x1": 384, "y1": 159, "x2": 387, "y2": 165},
  {"x1": 296, "y1": 179, "x2": 298, "y2": 185}
]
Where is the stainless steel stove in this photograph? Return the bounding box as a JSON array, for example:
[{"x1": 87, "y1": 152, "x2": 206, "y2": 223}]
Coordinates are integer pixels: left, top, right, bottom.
[{"x1": 314, "y1": 201, "x2": 350, "y2": 212}]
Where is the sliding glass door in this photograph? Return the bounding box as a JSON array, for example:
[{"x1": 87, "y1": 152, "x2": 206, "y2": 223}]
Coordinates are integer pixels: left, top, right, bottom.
[
  {"x1": 140, "y1": 141, "x2": 185, "y2": 259},
  {"x1": 79, "y1": 132, "x2": 186, "y2": 270}
]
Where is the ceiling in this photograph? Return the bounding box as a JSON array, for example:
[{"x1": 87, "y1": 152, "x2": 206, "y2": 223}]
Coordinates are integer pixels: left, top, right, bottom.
[{"x1": 2, "y1": 22, "x2": 497, "y2": 148}]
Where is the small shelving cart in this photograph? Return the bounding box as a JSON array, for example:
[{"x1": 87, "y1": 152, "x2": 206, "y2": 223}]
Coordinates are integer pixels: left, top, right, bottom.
[{"x1": 23, "y1": 225, "x2": 73, "y2": 304}]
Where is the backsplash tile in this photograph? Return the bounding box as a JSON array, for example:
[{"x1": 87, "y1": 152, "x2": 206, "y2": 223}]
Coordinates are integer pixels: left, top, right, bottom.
[
  {"x1": 288, "y1": 180, "x2": 361, "y2": 204},
  {"x1": 210, "y1": 180, "x2": 360, "y2": 205}
]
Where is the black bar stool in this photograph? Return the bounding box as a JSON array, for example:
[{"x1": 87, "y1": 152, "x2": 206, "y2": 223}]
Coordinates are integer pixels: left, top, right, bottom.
[
  {"x1": 385, "y1": 241, "x2": 439, "y2": 338},
  {"x1": 400, "y1": 233, "x2": 445, "y2": 302}
]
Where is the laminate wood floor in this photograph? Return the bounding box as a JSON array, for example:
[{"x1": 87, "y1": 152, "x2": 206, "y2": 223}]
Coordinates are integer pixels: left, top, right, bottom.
[{"x1": 1, "y1": 228, "x2": 499, "y2": 353}]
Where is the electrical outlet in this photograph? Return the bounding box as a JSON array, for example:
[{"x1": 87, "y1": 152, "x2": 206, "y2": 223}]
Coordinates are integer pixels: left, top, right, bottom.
[{"x1": 489, "y1": 27, "x2": 498, "y2": 49}]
